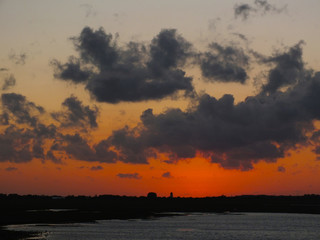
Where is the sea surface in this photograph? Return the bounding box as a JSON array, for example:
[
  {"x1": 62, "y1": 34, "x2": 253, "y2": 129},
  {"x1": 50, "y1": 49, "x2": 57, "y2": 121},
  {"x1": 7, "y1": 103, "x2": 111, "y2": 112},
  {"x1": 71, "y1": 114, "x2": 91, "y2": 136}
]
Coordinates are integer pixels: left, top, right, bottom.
[{"x1": 7, "y1": 212, "x2": 320, "y2": 240}]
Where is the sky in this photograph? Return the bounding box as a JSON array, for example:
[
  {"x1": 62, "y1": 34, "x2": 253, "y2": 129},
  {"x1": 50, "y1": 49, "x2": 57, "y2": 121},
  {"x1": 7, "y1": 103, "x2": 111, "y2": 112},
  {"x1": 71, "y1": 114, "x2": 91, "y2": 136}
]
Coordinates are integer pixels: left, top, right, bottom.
[{"x1": 0, "y1": 0, "x2": 320, "y2": 197}]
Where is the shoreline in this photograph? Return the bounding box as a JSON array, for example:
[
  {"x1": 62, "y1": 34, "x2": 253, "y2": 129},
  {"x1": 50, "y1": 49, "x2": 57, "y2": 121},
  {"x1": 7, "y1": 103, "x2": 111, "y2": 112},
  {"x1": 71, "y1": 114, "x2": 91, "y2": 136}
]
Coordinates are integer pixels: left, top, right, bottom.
[
  {"x1": 1, "y1": 194, "x2": 319, "y2": 239},
  {"x1": 2, "y1": 210, "x2": 320, "y2": 240},
  {"x1": 0, "y1": 226, "x2": 43, "y2": 240}
]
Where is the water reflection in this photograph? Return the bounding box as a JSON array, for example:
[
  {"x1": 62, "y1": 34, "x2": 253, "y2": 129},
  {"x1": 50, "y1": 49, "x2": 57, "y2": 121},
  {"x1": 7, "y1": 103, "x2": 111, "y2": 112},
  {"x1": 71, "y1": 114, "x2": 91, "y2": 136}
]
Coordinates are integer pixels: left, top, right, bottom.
[{"x1": 7, "y1": 212, "x2": 320, "y2": 240}]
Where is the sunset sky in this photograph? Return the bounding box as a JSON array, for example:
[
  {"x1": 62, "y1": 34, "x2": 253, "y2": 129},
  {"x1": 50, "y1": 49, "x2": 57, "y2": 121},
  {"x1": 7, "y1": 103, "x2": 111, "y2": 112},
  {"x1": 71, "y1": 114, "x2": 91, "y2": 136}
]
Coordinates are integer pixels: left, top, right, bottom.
[{"x1": 0, "y1": 0, "x2": 320, "y2": 197}]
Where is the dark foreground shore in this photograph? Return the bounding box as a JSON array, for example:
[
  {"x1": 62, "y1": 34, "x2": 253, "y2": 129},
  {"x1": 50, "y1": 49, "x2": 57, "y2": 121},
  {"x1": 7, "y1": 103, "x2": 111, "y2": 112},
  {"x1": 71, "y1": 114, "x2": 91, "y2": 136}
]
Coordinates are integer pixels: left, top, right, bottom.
[
  {"x1": 1, "y1": 194, "x2": 320, "y2": 239},
  {"x1": 0, "y1": 227, "x2": 44, "y2": 240}
]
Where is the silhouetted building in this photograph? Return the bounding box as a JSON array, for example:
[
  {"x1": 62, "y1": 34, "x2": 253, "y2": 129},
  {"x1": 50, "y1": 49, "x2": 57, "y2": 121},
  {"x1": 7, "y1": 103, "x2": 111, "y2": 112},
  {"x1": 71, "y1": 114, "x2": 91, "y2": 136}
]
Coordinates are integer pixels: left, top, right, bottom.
[
  {"x1": 147, "y1": 192, "x2": 157, "y2": 199},
  {"x1": 170, "y1": 192, "x2": 173, "y2": 198}
]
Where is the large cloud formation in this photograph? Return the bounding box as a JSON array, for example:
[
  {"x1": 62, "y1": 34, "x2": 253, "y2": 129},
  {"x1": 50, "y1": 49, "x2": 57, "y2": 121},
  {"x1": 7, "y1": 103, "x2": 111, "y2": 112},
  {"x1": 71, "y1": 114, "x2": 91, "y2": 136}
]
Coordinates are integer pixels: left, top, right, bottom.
[
  {"x1": 0, "y1": 93, "x2": 58, "y2": 163},
  {"x1": 2, "y1": 24, "x2": 320, "y2": 171},
  {"x1": 53, "y1": 27, "x2": 262, "y2": 97},
  {"x1": 0, "y1": 94, "x2": 116, "y2": 164},
  {"x1": 52, "y1": 27, "x2": 194, "y2": 103},
  {"x1": 1, "y1": 93, "x2": 44, "y2": 127},
  {"x1": 102, "y1": 43, "x2": 320, "y2": 170}
]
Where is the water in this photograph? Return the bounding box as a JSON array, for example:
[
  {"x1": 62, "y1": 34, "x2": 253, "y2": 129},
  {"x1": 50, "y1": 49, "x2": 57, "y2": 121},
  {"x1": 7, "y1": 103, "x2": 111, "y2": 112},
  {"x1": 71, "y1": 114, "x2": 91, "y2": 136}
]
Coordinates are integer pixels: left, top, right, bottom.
[{"x1": 7, "y1": 212, "x2": 320, "y2": 240}]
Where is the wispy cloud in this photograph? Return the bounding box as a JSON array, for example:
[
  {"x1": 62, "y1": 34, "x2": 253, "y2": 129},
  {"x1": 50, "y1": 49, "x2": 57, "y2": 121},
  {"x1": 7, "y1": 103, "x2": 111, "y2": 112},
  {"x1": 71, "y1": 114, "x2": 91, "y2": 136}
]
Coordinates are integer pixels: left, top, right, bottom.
[
  {"x1": 234, "y1": 0, "x2": 287, "y2": 20},
  {"x1": 162, "y1": 171, "x2": 173, "y2": 178},
  {"x1": 91, "y1": 165, "x2": 103, "y2": 171},
  {"x1": 117, "y1": 173, "x2": 142, "y2": 179}
]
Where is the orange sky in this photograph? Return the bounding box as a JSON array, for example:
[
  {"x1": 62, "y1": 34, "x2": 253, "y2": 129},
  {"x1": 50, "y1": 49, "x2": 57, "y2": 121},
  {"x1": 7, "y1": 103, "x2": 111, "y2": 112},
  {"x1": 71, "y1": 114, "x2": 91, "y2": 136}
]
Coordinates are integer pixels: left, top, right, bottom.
[
  {"x1": 0, "y1": 147, "x2": 319, "y2": 197},
  {"x1": 0, "y1": 0, "x2": 320, "y2": 197}
]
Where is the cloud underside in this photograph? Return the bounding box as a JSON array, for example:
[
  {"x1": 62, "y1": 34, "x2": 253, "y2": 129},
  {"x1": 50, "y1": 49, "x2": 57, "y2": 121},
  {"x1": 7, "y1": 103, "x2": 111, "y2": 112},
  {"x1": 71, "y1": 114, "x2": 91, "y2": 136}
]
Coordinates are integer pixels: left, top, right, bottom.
[
  {"x1": 107, "y1": 68, "x2": 320, "y2": 170},
  {"x1": 1, "y1": 23, "x2": 320, "y2": 171}
]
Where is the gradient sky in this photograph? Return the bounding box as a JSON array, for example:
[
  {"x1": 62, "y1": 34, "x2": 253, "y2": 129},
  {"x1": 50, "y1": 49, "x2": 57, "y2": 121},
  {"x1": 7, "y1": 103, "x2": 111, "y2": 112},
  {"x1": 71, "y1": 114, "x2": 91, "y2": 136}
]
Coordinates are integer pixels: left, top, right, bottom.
[{"x1": 0, "y1": 0, "x2": 320, "y2": 197}]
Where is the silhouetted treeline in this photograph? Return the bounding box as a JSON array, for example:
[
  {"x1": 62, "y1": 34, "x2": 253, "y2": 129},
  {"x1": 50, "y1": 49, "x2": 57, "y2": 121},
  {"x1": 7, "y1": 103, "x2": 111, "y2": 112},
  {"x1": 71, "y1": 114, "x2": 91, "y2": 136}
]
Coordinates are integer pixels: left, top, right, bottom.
[{"x1": 0, "y1": 194, "x2": 320, "y2": 226}]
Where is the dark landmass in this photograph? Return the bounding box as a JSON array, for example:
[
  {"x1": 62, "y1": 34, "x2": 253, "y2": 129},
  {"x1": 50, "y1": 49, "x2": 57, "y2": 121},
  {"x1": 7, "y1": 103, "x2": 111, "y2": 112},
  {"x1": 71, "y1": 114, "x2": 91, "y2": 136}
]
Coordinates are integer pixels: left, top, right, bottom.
[
  {"x1": 1, "y1": 193, "x2": 320, "y2": 239},
  {"x1": 0, "y1": 227, "x2": 42, "y2": 240}
]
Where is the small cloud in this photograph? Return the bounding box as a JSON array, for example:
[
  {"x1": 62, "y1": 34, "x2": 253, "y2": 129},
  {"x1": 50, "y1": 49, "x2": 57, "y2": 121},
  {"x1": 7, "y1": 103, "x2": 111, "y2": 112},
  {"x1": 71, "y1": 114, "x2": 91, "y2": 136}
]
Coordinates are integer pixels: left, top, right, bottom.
[
  {"x1": 232, "y1": 33, "x2": 248, "y2": 42},
  {"x1": 162, "y1": 171, "x2": 173, "y2": 178},
  {"x1": 2, "y1": 74, "x2": 16, "y2": 91},
  {"x1": 80, "y1": 4, "x2": 97, "y2": 18},
  {"x1": 208, "y1": 17, "x2": 221, "y2": 31},
  {"x1": 117, "y1": 173, "x2": 142, "y2": 179},
  {"x1": 234, "y1": 3, "x2": 252, "y2": 20},
  {"x1": 277, "y1": 166, "x2": 286, "y2": 173},
  {"x1": 234, "y1": 0, "x2": 286, "y2": 20},
  {"x1": 91, "y1": 165, "x2": 103, "y2": 171},
  {"x1": 5, "y1": 167, "x2": 18, "y2": 172},
  {"x1": 51, "y1": 95, "x2": 99, "y2": 129},
  {"x1": 9, "y1": 51, "x2": 27, "y2": 65}
]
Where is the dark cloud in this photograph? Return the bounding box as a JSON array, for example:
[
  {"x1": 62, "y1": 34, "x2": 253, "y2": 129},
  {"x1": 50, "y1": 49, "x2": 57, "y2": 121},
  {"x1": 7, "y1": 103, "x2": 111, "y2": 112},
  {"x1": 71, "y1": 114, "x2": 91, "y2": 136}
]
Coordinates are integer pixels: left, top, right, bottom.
[
  {"x1": 235, "y1": 0, "x2": 286, "y2": 20},
  {"x1": 61, "y1": 133, "x2": 117, "y2": 163},
  {"x1": 261, "y1": 42, "x2": 305, "y2": 93},
  {"x1": 148, "y1": 28, "x2": 192, "y2": 72},
  {"x1": 200, "y1": 42, "x2": 249, "y2": 83},
  {"x1": 1, "y1": 93, "x2": 44, "y2": 127},
  {"x1": 9, "y1": 52, "x2": 27, "y2": 65},
  {"x1": 90, "y1": 165, "x2": 103, "y2": 171},
  {"x1": 0, "y1": 91, "x2": 112, "y2": 164},
  {"x1": 5, "y1": 167, "x2": 18, "y2": 172},
  {"x1": 46, "y1": 150, "x2": 62, "y2": 164},
  {"x1": 0, "y1": 125, "x2": 33, "y2": 163},
  {"x1": 32, "y1": 140, "x2": 45, "y2": 159},
  {"x1": 51, "y1": 95, "x2": 99, "y2": 129},
  {"x1": 0, "y1": 28, "x2": 318, "y2": 172},
  {"x1": 232, "y1": 33, "x2": 248, "y2": 42},
  {"x1": 0, "y1": 112, "x2": 9, "y2": 125},
  {"x1": 313, "y1": 146, "x2": 320, "y2": 155},
  {"x1": 0, "y1": 92, "x2": 62, "y2": 164},
  {"x1": 53, "y1": 27, "x2": 194, "y2": 103},
  {"x1": 254, "y1": 0, "x2": 286, "y2": 14},
  {"x1": 33, "y1": 123, "x2": 57, "y2": 139},
  {"x1": 311, "y1": 130, "x2": 320, "y2": 143},
  {"x1": 234, "y1": 3, "x2": 252, "y2": 20},
  {"x1": 103, "y1": 56, "x2": 320, "y2": 170},
  {"x1": 162, "y1": 171, "x2": 173, "y2": 178},
  {"x1": 117, "y1": 173, "x2": 142, "y2": 179},
  {"x1": 107, "y1": 126, "x2": 153, "y2": 164},
  {"x1": 2, "y1": 74, "x2": 16, "y2": 91},
  {"x1": 0, "y1": 122, "x2": 60, "y2": 164},
  {"x1": 51, "y1": 57, "x2": 92, "y2": 83}
]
